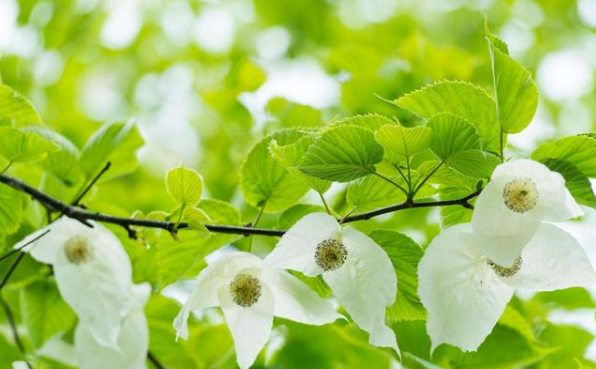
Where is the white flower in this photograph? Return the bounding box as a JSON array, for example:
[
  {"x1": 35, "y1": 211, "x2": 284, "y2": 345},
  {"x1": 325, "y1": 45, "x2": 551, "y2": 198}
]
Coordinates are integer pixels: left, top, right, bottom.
[
  {"x1": 174, "y1": 251, "x2": 342, "y2": 369},
  {"x1": 263, "y1": 213, "x2": 399, "y2": 353},
  {"x1": 15, "y1": 217, "x2": 135, "y2": 348},
  {"x1": 472, "y1": 159, "x2": 582, "y2": 266},
  {"x1": 418, "y1": 222, "x2": 596, "y2": 352},
  {"x1": 75, "y1": 283, "x2": 150, "y2": 369}
]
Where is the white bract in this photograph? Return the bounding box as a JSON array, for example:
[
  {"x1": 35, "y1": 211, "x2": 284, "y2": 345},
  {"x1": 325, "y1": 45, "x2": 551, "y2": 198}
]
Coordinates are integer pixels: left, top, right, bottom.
[
  {"x1": 263, "y1": 213, "x2": 399, "y2": 353},
  {"x1": 15, "y1": 217, "x2": 135, "y2": 347},
  {"x1": 174, "y1": 251, "x2": 342, "y2": 369},
  {"x1": 75, "y1": 283, "x2": 150, "y2": 369},
  {"x1": 419, "y1": 223, "x2": 596, "y2": 352},
  {"x1": 472, "y1": 159, "x2": 582, "y2": 266}
]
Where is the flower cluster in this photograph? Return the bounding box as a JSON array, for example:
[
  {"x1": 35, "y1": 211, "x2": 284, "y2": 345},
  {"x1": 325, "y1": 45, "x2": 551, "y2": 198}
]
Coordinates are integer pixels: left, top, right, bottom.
[
  {"x1": 175, "y1": 212, "x2": 399, "y2": 369},
  {"x1": 418, "y1": 159, "x2": 596, "y2": 351},
  {"x1": 15, "y1": 217, "x2": 149, "y2": 369}
]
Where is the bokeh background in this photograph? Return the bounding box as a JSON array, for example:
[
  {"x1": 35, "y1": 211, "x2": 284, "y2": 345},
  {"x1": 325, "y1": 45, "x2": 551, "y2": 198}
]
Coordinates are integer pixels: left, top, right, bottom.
[{"x1": 2, "y1": 0, "x2": 596, "y2": 368}]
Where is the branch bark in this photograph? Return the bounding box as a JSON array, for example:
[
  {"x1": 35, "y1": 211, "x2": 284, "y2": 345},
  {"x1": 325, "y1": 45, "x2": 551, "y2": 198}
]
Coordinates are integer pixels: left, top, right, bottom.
[{"x1": 0, "y1": 174, "x2": 481, "y2": 238}]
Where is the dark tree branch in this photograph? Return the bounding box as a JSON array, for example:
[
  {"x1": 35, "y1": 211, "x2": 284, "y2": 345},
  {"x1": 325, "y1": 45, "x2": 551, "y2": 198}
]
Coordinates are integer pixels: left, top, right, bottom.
[
  {"x1": 0, "y1": 174, "x2": 285, "y2": 237},
  {"x1": 341, "y1": 189, "x2": 481, "y2": 224},
  {"x1": 148, "y1": 351, "x2": 167, "y2": 369},
  {"x1": 72, "y1": 161, "x2": 112, "y2": 206},
  {"x1": 0, "y1": 174, "x2": 481, "y2": 238}
]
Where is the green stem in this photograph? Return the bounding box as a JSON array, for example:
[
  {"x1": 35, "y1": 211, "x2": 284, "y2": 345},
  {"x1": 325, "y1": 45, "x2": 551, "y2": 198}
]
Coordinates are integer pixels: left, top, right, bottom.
[
  {"x1": 499, "y1": 130, "x2": 505, "y2": 162},
  {"x1": 392, "y1": 164, "x2": 411, "y2": 193},
  {"x1": 319, "y1": 193, "x2": 331, "y2": 215},
  {"x1": 0, "y1": 161, "x2": 12, "y2": 176},
  {"x1": 372, "y1": 172, "x2": 409, "y2": 196},
  {"x1": 412, "y1": 160, "x2": 444, "y2": 197},
  {"x1": 175, "y1": 203, "x2": 186, "y2": 230}
]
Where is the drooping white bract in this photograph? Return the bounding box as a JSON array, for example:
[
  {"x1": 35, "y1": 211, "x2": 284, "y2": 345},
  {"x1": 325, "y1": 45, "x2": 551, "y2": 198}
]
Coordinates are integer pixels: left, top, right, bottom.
[
  {"x1": 174, "y1": 251, "x2": 342, "y2": 369},
  {"x1": 263, "y1": 213, "x2": 399, "y2": 353},
  {"x1": 75, "y1": 283, "x2": 150, "y2": 369},
  {"x1": 472, "y1": 159, "x2": 582, "y2": 266},
  {"x1": 15, "y1": 217, "x2": 135, "y2": 347},
  {"x1": 419, "y1": 222, "x2": 596, "y2": 352}
]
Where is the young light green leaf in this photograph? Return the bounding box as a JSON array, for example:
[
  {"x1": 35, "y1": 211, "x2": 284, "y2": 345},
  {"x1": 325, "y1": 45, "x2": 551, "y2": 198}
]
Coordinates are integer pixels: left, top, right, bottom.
[
  {"x1": 375, "y1": 124, "x2": 432, "y2": 159},
  {"x1": 486, "y1": 27, "x2": 539, "y2": 134},
  {"x1": 427, "y1": 113, "x2": 480, "y2": 160},
  {"x1": 347, "y1": 174, "x2": 407, "y2": 212},
  {"x1": 394, "y1": 81, "x2": 499, "y2": 152},
  {"x1": 0, "y1": 84, "x2": 43, "y2": 126},
  {"x1": 0, "y1": 126, "x2": 60, "y2": 163},
  {"x1": 183, "y1": 207, "x2": 211, "y2": 237},
  {"x1": 531, "y1": 135, "x2": 596, "y2": 177},
  {"x1": 241, "y1": 129, "x2": 310, "y2": 213},
  {"x1": 166, "y1": 165, "x2": 204, "y2": 207},
  {"x1": 269, "y1": 134, "x2": 332, "y2": 194},
  {"x1": 21, "y1": 280, "x2": 76, "y2": 349},
  {"x1": 332, "y1": 113, "x2": 398, "y2": 132},
  {"x1": 300, "y1": 125, "x2": 384, "y2": 182},
  {"x1": 370, "y1": 229, "x2": 426, "y2": 321},
  {"x1": 79, "y1": 121, "x2": 144, "y2": 181}
]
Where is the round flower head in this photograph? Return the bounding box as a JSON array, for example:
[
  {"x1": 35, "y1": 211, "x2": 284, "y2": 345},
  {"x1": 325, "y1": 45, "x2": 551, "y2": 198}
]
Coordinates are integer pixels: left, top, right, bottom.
[
  {"x1": 75, "y1": 283, "x2": 150, "y2": 369},
  {"x1": 263, "y1": 213, "x2": 399, "y2": 353},
  {"x1": 15, "y1": 217, "x2": 135, "y2": 348},
  {"x1": 174, "y1": 251, "x2": 342, "y2": 369},
  {"x1": 472, "y1": 159, "x2": 582, "y2": 266},
  {"x1": 418, "y1": 223, "x2": 595, "y2": 352}
]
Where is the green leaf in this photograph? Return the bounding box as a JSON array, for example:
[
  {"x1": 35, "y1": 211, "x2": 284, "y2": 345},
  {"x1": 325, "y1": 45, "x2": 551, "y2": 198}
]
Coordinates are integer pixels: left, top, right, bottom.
[
  {"x1": 183, "y1": 207, "x2": 211, "y2": 238},
  {"x1": 427, "y1": 113, "x2": 480, "y2": 160},
  {"x1": 394, "y1": 81, "x2": 499, "y2": 152},
  {"x1": 445, "y1": 150, "x2": 500, "y2": 179},
  {"x1": 24, "y1": 126, "x2": 81, "y2": 184},
  {"x1": 241, "y1": 129, "x2": 311, "y2": 213},
  {"x1": 347, "y1": 174, "x2": 407, "y2": 212},
  {"x1": 269, "y1": 134, "x2": 332, "y2": 194},
  {"x1": 0, "y1": 185, "x2": 27, "y2": 241},
  {"x1": 532, "y1": 135, "x2": 596, "y2": 177},
  {"x1": 484, "y1": 19, "x2": 509, "y2": 54},
  {"x1": 541, "y1": 158, "x2": 596, "y2": 208},
  {"x1": 0, "y1": 84, "x2": 43, "y2": 126},
  {"x1": 0, "y1": 126, "x2": 59, "y2": 163},
  {"x1": 374, "y1": 124, "x2": 432, "y2": 159},
  {"x1": 531, "y1": 287, "x2": 596, "y2": 311},
  {"x1": 156, "y1": 199, "x2": 242, "y2": 288},
  {"x1": 439, "y1": 188, "x2": 474, "y2": 228},
  {"x1": 333, "y1": 113, "x2": 398, "y2": 132},
  {"x1": 486, "y1": 27, "x2": 539, "y2": 134},
  {"x1": 21, "y1": 280, "x2": 76, "y2": 349},
  {"x1": 166, "y1": 165, "x2": 204, "y2": 207},
  {"x1": 278, "y1": 204, "x2": 328, "y2": 230},
  {"x1": 79, "y1": 121, "x2": 144, "y2": 181},
  {"x1": 498, "y1": 305, "x2": 535, "y2": 343},
  {"x1": 370, "y1": 230, "x2": 426, "y2": 321},
  {"x1": 300, "y1": 126, "x2": 384, "y2": 182}
]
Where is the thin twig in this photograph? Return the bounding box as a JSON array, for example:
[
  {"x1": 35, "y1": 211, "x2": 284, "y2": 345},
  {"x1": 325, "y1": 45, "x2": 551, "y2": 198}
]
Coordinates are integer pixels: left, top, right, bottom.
[
  {"x1": 0, "y1": 229, "x2": 51, "y2": 264},
  {"x1": 71, "y1": 161, "x2": 112, "y2": 206},
  {"x1": 148, "y1": 351, "x2": 167, "y2": 369},
  {"x1": 0, "y1": 174, "x2": 285, "y2": 237},
  {"x1": 0, "y1": 297, "x2": 32, "y2": 369},
  {"x1": 0, "y1": 174, "x2": 482, "y2": 237},
  {"x1": 341, "y1": 188, "x2": 481, "y2": 224},
  {"x1": 0, "y1": 252, "x2": 27, "y2": 292}
]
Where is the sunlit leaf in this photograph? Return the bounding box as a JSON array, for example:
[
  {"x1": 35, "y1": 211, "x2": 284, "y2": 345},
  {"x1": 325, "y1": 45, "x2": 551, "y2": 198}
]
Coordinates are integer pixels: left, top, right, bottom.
[
  {"x1": 166, "y1": 165, "x2": 204, "y2": 207},
  {"x1": 0, "y1": 126, "x2": 59, "y2": 164}
]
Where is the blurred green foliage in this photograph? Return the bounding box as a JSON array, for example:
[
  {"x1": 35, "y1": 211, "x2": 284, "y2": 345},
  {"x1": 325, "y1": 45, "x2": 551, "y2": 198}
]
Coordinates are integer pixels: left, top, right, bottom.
[{"x1": 1, "y1": 0, "x2": 596, "y2": 368}]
